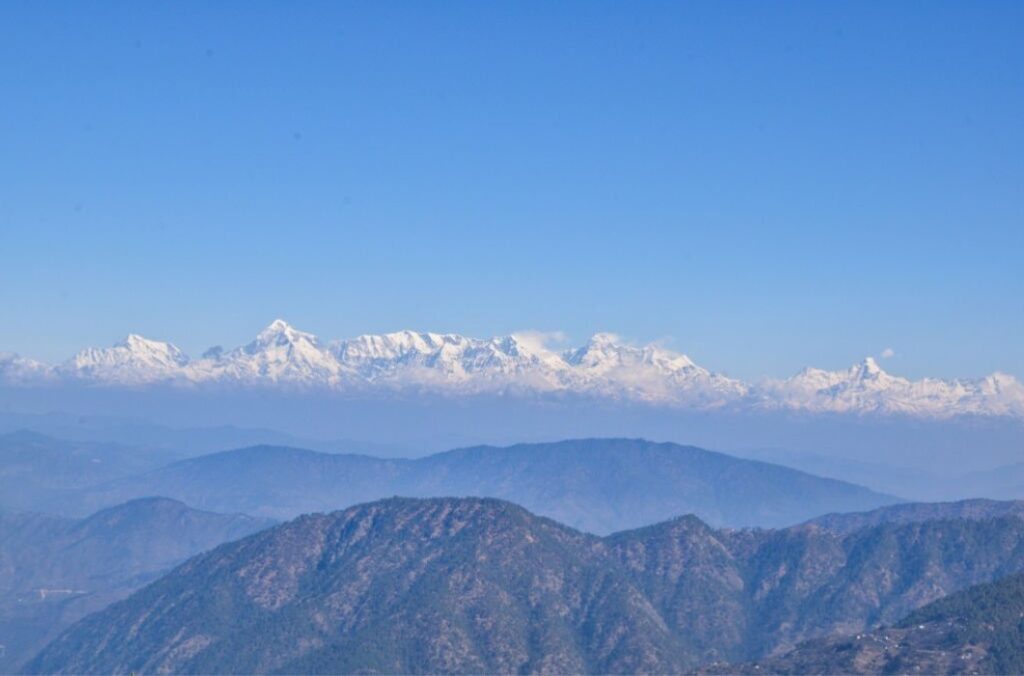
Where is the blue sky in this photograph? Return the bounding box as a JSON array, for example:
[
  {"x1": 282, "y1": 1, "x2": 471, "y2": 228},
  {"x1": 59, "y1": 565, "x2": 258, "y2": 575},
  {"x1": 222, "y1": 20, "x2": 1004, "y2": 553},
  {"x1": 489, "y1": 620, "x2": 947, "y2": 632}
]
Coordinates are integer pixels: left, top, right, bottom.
[{"x1": 1, "y1": 1, "x2": 1021, "y2": 380}]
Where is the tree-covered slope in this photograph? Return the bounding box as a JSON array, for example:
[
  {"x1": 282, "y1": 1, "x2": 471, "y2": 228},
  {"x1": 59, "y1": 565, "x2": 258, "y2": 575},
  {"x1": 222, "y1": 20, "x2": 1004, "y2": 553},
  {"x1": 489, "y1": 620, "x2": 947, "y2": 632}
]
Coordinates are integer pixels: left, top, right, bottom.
[
  {"x1": 26, "y1": 499, "x2": 1024, "y2": 674},
  {"x1": 0, "y1": 498, "x2": 273, "y2": 671},
  {"x1": 805, "y1": 497, "x2": 1024, "y2": 535},
  {"x1": 27, "y1": 498, "x2": 688, "y2": 674},
  {"x1": 717, "y1": 572, "x2": 1024, "y2": 674},
  {"x1": 608, "y1": 514, "x2": 1024, "y2": 663}
]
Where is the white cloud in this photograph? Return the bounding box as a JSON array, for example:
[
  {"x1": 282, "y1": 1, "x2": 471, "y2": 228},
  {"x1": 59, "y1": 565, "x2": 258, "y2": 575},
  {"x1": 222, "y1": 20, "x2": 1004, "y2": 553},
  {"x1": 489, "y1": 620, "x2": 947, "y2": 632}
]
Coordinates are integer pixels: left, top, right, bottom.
[
  {"x1": 510, "y1": 330, "x2": 569, "y2": 352},
  {"x1": 880, "y1": 347, "x2": 896, "y2": 359}
]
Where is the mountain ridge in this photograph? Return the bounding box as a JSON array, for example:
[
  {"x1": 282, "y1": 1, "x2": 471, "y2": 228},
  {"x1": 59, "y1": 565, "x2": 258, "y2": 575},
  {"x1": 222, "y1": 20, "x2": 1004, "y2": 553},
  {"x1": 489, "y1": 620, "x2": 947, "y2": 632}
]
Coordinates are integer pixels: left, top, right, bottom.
[
  {"x1": 803, "y1": 497, "x2": 1024, "y2": 535},
  {"x1": 65, "y1": 438, "x2": 899, "y2": 531},
  {"x1": 25, "y1": 497, "x2": 1024, "y2": 674},
  {"x1": 0, "y1": 497, "x2": 274, "y2": 671},
  {"x1": 3, "y1": 320, "x2": 1021, "y2": 419}
]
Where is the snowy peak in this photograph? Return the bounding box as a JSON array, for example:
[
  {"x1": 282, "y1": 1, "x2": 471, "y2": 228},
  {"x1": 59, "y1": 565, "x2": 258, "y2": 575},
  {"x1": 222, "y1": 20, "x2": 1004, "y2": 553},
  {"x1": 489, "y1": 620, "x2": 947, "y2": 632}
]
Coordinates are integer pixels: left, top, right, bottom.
[
  {"x1": 332, "y1": 330, "x2": 571, "y2": 389},
  {"x1": 62, "y1": 333, "x2": 189, "y2": 384},
  {"x1": 118, "y1": 334, "x2": 189, "y2": 364},
  {"x1": 585, "y1": 332, "x2": 621, "y2": 348},
  {"x1": 560, "y1": 335, "x2": 744, "y2": 405},
  {"x1": 250, "y1": 319, "x2": 315, "y2": 350},
  {"x1": 194, "y1": 320, "x2": 343, "y2": 384},
  {"x1": 566, "y1": 335, "x2": 698, "y2": 374},
  {"x1": 492, "y1": 334, "x2": 569, "y2": 372},
  {"x1": 2, "y1": 321, "x2": 1020, "y2": 419},
  {"x1": 782, "y1": 357, "x2": 894, "y2": 391},
  {"x1": 0, "y1": 352, "x2": 52, "y2": 383},
  {"x1": 569, "y1": 335, "x2": 704, "y2": 383},
  {"x1": 335, "y1": 330, "x2": 461, "y2": 363},
  {"x1": 854, "y1": 356, "x2": 883, "y2": 377},
  {"x1": 764, "y1": 357, "x2": 1024, "y2": 418},
  {"x1": 846, "y1": 356, "x2": 893, "y2": 384}
]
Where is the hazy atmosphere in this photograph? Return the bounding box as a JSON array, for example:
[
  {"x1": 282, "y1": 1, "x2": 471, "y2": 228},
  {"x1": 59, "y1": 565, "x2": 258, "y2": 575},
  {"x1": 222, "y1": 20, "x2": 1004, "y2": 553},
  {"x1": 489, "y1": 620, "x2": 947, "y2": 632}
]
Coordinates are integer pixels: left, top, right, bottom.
[{"x1": 2, "y1": 3, "x2": 1023, "y2": 675}]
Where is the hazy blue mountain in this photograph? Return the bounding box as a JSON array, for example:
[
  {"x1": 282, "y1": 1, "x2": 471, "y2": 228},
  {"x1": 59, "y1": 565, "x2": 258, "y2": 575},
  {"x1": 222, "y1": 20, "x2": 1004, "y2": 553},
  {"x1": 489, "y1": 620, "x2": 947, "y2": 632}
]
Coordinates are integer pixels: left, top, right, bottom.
[
  {"x1": 71, "y1": 439, "x2": 899, "y2": 531},
  {"x1": 0, "y1": 411, "x2": 406, "y2": 457},
  {"x1": 27, "y1": 498, "x2": 1024, "y2": 673},
  {"x1": 73, "y1": 445, "x2": 403, "y2": 519},
  {"x1": 719, "y1": 572, "x2": 1024, "y2": 674},
  {"x1": 0, "y1": 498, "x2": 273, "y2": 671},
  {"x1": 0, "y1": 430, "x2": 184, "y2": 514},
  {"x1": 407, "y1": 439, "x2": 899, "y2": 531},
  {"x1": 6, "y1": 379, "x2": 1024, "y2": 479}
]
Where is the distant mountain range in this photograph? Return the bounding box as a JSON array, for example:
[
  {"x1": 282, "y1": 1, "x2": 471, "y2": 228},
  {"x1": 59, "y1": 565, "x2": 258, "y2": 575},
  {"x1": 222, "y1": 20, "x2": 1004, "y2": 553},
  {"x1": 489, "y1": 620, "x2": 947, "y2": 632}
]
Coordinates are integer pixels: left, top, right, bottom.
[
  {"x1": 0, "y1": 430, "x2": 186, "y2": 513},
  {"x1": 26, "y1": 497, "x2": 1024, "y2": 674},
  {"x1": 0, "y1": 498, "x2": 273, "y2": 671},
  {"x1": 3, "y1": 319, "x2": 1021, "y2": 419},
  {"x1": 61, "y1": 438, "x2": 898, "y2": 531},
  {"x1": 0, "y1": 411, "x2": 408, "y2": 457}
]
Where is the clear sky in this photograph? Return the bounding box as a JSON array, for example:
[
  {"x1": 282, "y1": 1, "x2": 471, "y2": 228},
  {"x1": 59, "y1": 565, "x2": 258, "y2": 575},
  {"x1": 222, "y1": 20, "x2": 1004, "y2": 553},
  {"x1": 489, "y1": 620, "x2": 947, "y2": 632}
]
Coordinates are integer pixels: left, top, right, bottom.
[{"x1": 1, "y1": 1, "x2": 1021, "y2": 380}]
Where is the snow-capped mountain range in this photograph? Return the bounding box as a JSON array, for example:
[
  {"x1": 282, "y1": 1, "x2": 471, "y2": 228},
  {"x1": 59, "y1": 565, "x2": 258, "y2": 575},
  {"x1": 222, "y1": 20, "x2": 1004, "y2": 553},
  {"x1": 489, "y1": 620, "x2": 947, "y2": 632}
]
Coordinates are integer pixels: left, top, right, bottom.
[{"x1": 2, "y1": 319, "x2": 1021, "y2": 419}]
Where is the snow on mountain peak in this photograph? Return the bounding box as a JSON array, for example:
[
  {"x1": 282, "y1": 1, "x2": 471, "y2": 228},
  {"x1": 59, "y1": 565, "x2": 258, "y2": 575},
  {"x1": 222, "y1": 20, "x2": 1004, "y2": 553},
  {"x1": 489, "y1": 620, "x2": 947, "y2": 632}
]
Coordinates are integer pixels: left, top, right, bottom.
[
  {"x1": 0, "y1": 352, "x2": 53, "y2": 383},
  {"x1": 62, "y1": 333, "x2": 189, "y2": 383},
  {"x1": 117, "y1": 334, "x2": 188, "y2": 362},
  {"x1": 266, "y1": 318, "x2": 291, "y2": 331},
  {"x1": 566, "y1": 335, "x2": 696, "y2": 372},
  {"x1": 760, "y1": 356, "x2": 1024, "y2": 418},
  {"x1": 506, "y1": 331, "x2": 565, "y2": 356},
  {"x1": 330, "y1": 330, "x2": 571, "y2": 390},
  {"x1": 251, "y1": 319, "x2": 315, "y2": 348},
  {"x1": 196, "y1": 319, "x2": 342, "y2": 384},
  {"x1": 1, "y1": 322, "x2": 1019, "y2": 419},
  {"x1": 587, "y1": 332, "x2": 621, "y2": 346},
  {"x1": 853, "y1": 356, "x2": 884, "y2": 378}
]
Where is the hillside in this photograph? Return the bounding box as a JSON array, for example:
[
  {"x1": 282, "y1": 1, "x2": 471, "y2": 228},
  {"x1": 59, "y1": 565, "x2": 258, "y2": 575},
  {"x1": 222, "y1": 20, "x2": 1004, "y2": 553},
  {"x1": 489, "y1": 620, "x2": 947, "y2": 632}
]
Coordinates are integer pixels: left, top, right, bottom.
[
  {"x1": 720, "y1": 572, "x2": 1024, "y2": 674},
  {"x1": 27, "y1": 498, "x2": 689, "y2": 674},
  {"x1": 607, "y1": 512, "x2": 1024, "y2": 662},
  {"x1": 805, "y1": 497, "x2": 1024, "y2": 534},
  {"x1": 28, "y1": 498, "x2": 1024, "y2": 673},
  {"x1": 72, "y1": 438, "x2": 898, "y2": 531},
  {"x1": 0, "y1": 498, "x2": 273, "y2": 671}
]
